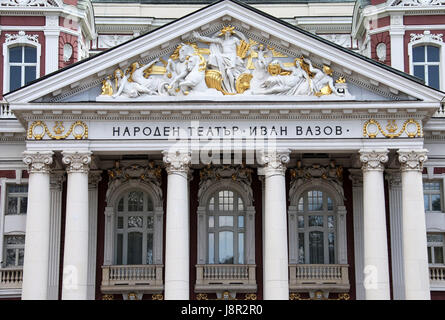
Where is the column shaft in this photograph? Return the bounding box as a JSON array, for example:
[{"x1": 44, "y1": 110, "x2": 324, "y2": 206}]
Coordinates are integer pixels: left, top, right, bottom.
[
  {"x1": 21, "y1": 151, "x2": 53, "y2": 300},
  {"x1": 360, "y1": 149, "x2": 390, "y2": 300},
  {"x1": 61, "y1": 151, "x2": 91, "y2": 300},
  {"x1": 261, "y1": 151, "x2": 290, "y2": 300},
  {"x1": 398, "y1": 150, "x2": 430, "y2": 300},
  {"x1": 163, "y1": 151, "x2": 191, "y2": 300}
]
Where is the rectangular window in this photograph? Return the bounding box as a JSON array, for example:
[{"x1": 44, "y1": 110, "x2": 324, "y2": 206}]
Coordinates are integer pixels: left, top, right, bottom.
[
  {"x1": 427, "y1": 233, "x2": 444, "y2": 265},
  {"x1": 4, "y1": 235, "x2": 25, "y2": 267},
  {"x1": 8, "y1": 46, "x2": 37, "y2": 92},
  {"x1": 412, "y1": 45, "x2": 441, "y2": 90},
  {"x1": 423, "y1": 181, "x2": 442, "y2": 212},
  {"x1": 6, "y1": 184, "x2": 28, "y2": 215}
]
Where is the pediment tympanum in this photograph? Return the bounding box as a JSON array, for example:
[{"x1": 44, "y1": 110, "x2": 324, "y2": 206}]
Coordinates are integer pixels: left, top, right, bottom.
[{"x1": 97, "y1": 25, "x2": 352, "y2": 101}]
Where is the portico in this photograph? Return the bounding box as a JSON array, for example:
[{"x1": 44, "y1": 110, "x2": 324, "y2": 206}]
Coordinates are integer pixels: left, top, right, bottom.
[{"x1": 3, "y1": 0, "x2": 444, "y2": 300}]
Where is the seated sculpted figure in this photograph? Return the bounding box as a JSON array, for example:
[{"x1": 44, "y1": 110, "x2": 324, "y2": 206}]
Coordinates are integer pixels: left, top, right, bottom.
[
  {"x1": 128, "y1": 58, "x2": 161, "y2": 95},
  {"x1": 258, "y1": 59, "x2": 311, "y2": 96},
  {"x1": 304, "y1": 58, "x2": 339, "y2": 96},
  {"x1": 112, "y1": 67, "x2": 157, "y2": 98}
]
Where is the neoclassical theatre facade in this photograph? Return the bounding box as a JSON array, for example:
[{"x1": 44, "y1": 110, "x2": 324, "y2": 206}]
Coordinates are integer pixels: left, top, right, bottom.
[{"x1": 1, "y1": 0, "x2": 445, "y2": 300}]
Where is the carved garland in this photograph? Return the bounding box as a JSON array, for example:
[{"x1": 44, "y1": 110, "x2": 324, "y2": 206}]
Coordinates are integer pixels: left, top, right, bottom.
[
  {"x1": 27, "y1": 120, "x2": 88, "y2": 140},
  {"x1": 363, "y1": 119, "x2": 422, "y2": 139}
]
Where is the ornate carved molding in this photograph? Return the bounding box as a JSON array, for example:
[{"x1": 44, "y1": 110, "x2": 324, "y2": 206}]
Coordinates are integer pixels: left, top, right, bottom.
[
  {"x1": 397, "y1": 149, "x2": 428, "y2": 172},
  {"x1": 62, "y1": 151, "x2": 92, "y2": 174},
  {"x1": 363, "y1": 119, "x2": 422, "y2": 139},
  {"x1": 27, "y1": 120, "x2": 88, "y2": 140},
  {"x1": 394, "y1": 0, "x2": 445, "y2": 6},
  {"x1": 162, "y1": 150, "x2": 191, "y2": 176},
  {"x1": 106, "y1": 161, "x2": 163, "y2": 204},
  {"x1": 359, "y1": 149, "x2": 389, "y2": 172},
  {"x1": 260, "y1": 150, "x2": 290, "y2": 177},
  {"x1": 5, "y1": 31, "x2": 39, "y2": 45},
  {"x1": 0, "y1": 0, "x2": 61, "y2": 7},
  {"x1": 289, "y1": 160, "x2": 343, "y2": 182},
  {"x1": 88, "y1": 170, "x2": 103, "y2": 189},
  {"x1": 198, "y1": 164, "x2": 254, "y2": 205},
  {"x1": 385, "y1": 170, "x2": 402, "y2": 188},
  {"x1": 410, "y1": 30, "x2": 443, "y2": 44},
  {"x1": 23, "y1": 151, "x2": 54, "y2": 174}
]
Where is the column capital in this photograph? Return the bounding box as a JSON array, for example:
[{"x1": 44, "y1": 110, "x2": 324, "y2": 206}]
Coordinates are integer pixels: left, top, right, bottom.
[
  {"x1": 359, "y1": 149, "x2": 389, "y2": 172},
  {"x1": 162, "y1": 150, "x2": 191, "y2": 176},
  {"x1": 62, "y1": 151, "x2": 92, "y2": 174},
  {"x1": 23, "y1": 151, "x2": 54, "y2": 174},
  {"x1": 260, "y1": 150, "x2": 290, "y2": 177},
  {"x1": 398, "y1": 149, "x2": 428, "y2": 172},
  {"x1": 88, "y1": 170, "x2": 103, "y2": 189}
]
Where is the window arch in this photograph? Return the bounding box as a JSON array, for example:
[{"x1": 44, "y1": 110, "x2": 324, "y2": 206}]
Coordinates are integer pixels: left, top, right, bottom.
[
  {"x1": 412, "y1": 44, "x2": 440, "y2": 90},
  {"x1": 115, "y1": 190, "x2": 154, "y2": 265},
  {"x1": 408, "y1": 32, "x2": 444, "y2": 91},
  {"x1": 296, "y1": 190, "x2": 336, "y2": 264},
  {"x1": 3, "y1": 32, "x2": 41, "y2": 93},
  {"x1": 197, "y1": 178, "x2": 255, "y2": 266},
  {"x1": 288, "y1": 180, "x2": 347, "y2": 265},
  {"x1": 207, "y1": 189, "x2": 245, "y2": 264}
]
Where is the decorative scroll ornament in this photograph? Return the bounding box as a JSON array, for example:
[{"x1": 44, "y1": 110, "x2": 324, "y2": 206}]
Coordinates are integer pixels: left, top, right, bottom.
[
  {"x1": 290, "y1": 292, "x2": 350, "y2": 300},
  {"x1": 359, "y1": 149, "x2": 389, "y2": 172},
  {"x1": 108, "y1": 161, "x2": 162, "y2": 186},
  {"x1": 27, "y1": 120, "x2": 88, "y2": 140},
  {"x1": 162, "y1": 150, "x2": 191, "y2": 175},
  {"x1": 62, "y1": 151, "x2": 92, "y2": 174},
  {"x1": 5, "y1": 31, "x2": 38, "y2": 44},
  {"x1": 398, "y1": 149, "x2": 428, "y2": 172},
  {"x1": 23, "y1": 151, "x2": 53, "y2": 174},
  {"x1": 290, "y1": 160, "x2": 343, "y2": 182},
  {"x1": 0, "y1": 0, "x2": 61, "y2": 7},
  {"x1": 151, "y1": 294, "x2": 163, "y2": 300},
  {"x1": 410, "y1": 31, "x2": 443, "y2": 43},
  {"x1": 395, "y1": 0, "x2": 445, "y2": 6},
  {"x1": 363, "y1": 119, "x2": 422, "y2": 139},
  {"x1": 198, "y1": 164, "x2": 254, "y2": 204},
  {"x1": 196, "y1": 293, "x2": 208, "y2": 300},
  {"x1": 260, "y1": 150, "x2": 290, "y2": 177},
  {"x1": 99, "y1": 26, "x2": 351, "y2": 99}
]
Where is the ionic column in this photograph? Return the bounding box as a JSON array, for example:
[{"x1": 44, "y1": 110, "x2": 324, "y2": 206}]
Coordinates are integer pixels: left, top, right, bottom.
[
  {"x1": 260, "y1": 150, "x2": 290, "y2": 300},
  {"x1": 359, "y1": 149, "x2": 390, "y2": 300},
  {"x1": 61, "y1": 151, "x2": 92, "y2": 300},
  {"x1": 21, "y1": 151, "x2": 54, "y2": 300},
  {"x1": 163, "y1": 150, "x2": 191, "y2": 300},
  {"x1": 398, "y1": 149, "x2": 431, "y2": 300}
]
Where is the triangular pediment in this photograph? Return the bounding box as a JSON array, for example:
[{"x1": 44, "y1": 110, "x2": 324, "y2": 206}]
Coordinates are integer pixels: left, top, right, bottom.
[{"x1": 4, "y1": 0, "x2": 444, "y2": 105}]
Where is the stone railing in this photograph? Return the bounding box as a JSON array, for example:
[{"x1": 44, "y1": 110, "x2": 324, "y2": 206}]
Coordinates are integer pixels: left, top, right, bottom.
[
  {"x1": 0, "y1": 104, "x2": 14, "y2": 119},
  {"x1": 289, "y1": 264, "x2": 349, "y2": 291},
  {"x1": 0, "y1": 267, "x2": 23, "y2": 290},
  {"x1": 101, "y1": 265, "x2": 163, "y2": 293},
  {"x1": 195, "y1": 264, "x2": 257, "y2": 292},
  {"x1": 433, "y1": 105, "x2": 445, "y2": 118},
  {"x1": 430, "y1": 266, "x2": 445, "y2": 289}
]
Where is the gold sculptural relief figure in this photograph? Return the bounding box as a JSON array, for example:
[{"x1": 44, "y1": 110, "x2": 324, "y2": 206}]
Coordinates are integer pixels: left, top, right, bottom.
[{"x1": 101, "y1": 25, "x2": 350, "y2": 98}]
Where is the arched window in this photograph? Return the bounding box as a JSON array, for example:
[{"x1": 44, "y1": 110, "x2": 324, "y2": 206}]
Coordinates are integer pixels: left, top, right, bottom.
[
  {"x1": 207, "y1": 189, "x2": 245, "y2": 264},
  {"x1": 8, "y1": 45, "x2": 38, "y2": 92},
  {"x1": 296, "y1": 190, "x2": 336, "y2": 264},
  {"x1": 412, "y1": 45, "x2": 440, "y2": 90},
  {"x1": 115, "y1": 190, "x2": 154, "y2": 265}
]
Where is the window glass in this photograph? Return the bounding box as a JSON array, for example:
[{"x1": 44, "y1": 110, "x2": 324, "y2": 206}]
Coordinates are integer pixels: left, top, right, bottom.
[
  {"x1": 10, "y1": 65, "x2": 21, "y2": 91},
  {"x1": 413, "y1": 65, "x2": 425, "y2": 81},
  {"x1": 238, "y1": 215, "x2": 244, "y2": 228},
  {"x1": 434, "y1": 247, "x2": 444, "y2": 264},
  {"x1": 24, "y1": 46, "x2": 36, "y2": 63},
  {"x1": 219, "y1": 231, "x2": 234, "y2": 264},
  {"x1": 309, "y1": 231, "x2": 324, "y2": 264},
  {"x1": 4, "y1": 235, "x2": 25, "y2": 267},
  {"x1": 6, "y1": 184, "x2": 28, "y2": 215},
  {"x1": 127, "y1": 232, "x2": 142, "y2": 265},
  {"x1": 428, "y1": 65, "x2": 440, "y2": 90},
  {"x1": 208, "y1": 233, "x2": 214, "y2": 264},
  {"x1": 128, "y1": 191, "x2": 144, "y2": 211},
  {"x1": 413, "y1": 46, "x2": 425, "y2": 62},
  {"x1": 298, "y1": 233, "x2": 305, "y2": 264},
  {"x1": 238, "y1": 233, "x2": 244, "y2": 264},
  {"x1": 116, "y1": 234, "x2": 123, "y2": 265},
  {"x1": 219, "y1": 216, "x2": 234, "y2": 227},
  {"x1": 9, "y1": 46, "x2": 22, "y2": 63},
  {"x1": 309, "y1": 215, "x2": 323, "y2": 227},
  {"x1": 427, "y1": 46, "x2": 440, "y2": 62},
  {"x1": 128, "y1": 216, "x2": 143, "y2": 228},
  {"x1": 297, "y1": 215, "x2": 304, "y2": 229},
  {"x1": 328, "y1": 232, "x2": 335, "y2": 264},
  {"x1": 146, "y1": 233, "x2": 153, "y2": 264}
]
